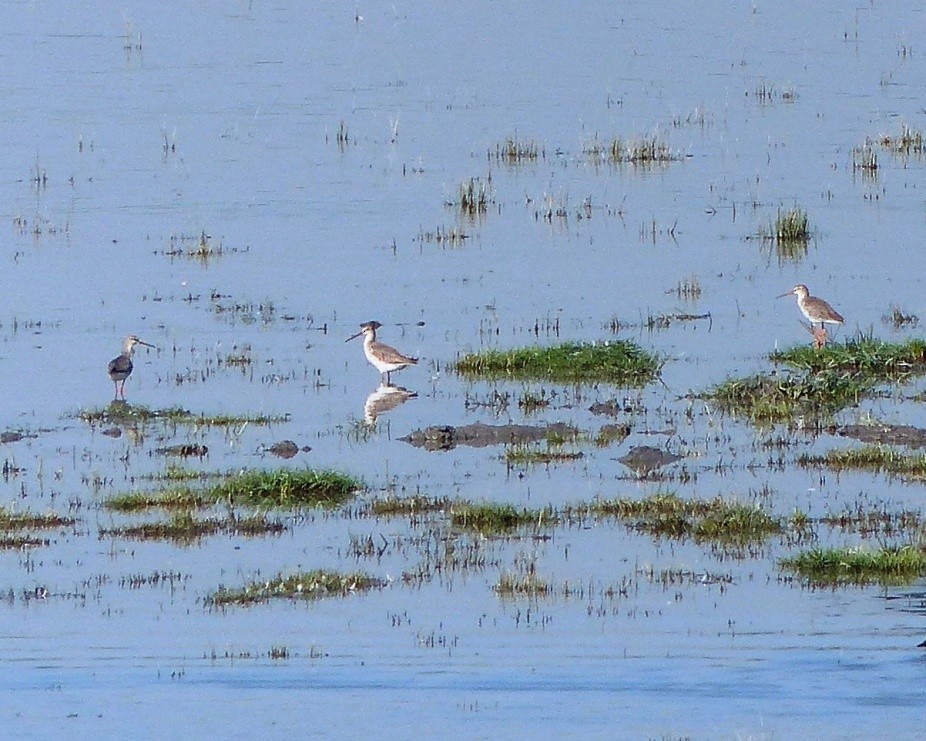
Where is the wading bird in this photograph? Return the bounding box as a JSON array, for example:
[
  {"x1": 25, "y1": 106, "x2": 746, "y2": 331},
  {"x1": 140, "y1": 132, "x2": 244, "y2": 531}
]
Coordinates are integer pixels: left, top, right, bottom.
[
  {"x1": 108, "y1": 335, "x2": 155, "y2": 400},
  {"x1": 346, "y1": 321, "x2": 417, "y2": 384},
  {"x1": 777, "y1": 284, "x2": 844, "y2": 348}
]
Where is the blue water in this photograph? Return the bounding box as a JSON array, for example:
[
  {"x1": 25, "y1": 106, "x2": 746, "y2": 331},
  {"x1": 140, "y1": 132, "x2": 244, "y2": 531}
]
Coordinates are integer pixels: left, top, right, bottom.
[{"x1": 0, "y1": 1, "x2": 924, "y2": 737}]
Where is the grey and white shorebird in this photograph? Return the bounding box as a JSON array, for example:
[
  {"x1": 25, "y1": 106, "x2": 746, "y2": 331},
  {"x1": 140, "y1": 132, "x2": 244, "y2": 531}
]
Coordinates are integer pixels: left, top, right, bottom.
[
  {"x1": 777, "y1": 284, "x2": 845, "y2": 329},
  {"x1": 346, "y1": 321, "x2": 418, "y2": 384},
  {"x1": 107, "y1": 335, "x2": 155, "y2": 400}
]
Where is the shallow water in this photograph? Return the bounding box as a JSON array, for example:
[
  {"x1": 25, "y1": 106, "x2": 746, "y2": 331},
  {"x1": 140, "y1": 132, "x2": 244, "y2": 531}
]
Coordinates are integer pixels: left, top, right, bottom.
[{"x1": 1, "y1": 1, "x2": 926, "y2": 737}]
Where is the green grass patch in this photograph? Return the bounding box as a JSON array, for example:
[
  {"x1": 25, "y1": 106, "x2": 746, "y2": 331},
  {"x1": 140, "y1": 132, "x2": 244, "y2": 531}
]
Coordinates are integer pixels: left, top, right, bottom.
[
  {"x1": 106, "y1": 468, "x2": 362, "y2": 513},
  {"x1": 211, "y1": 468, "x2": 362, "y2": 508},
  {"x1": 798, "y1": 445, "x2": 926, "y2": 479},
  {"x1": 781, "y1": 545, "x2": 926, "y2": 586},
  {"x1": 450, "y1": 501, "x2": 556, "y2": 534},
  {"x1": 206, "y1": 569, "x2": 385, "y2": 607},
  {"x1": 504, "y1": 444, "x2": 583, "y2": 466},
  {"x1": 454, "y1": 341, "x2": 661, "y2": 386},
  {"x1": 771, "y1": 336, "x2": 926, "y2": 384},
  {"x1": 761, "y1": 206, "x2": 811, "y2": 243},
  {"x1": 709, "y1": 371, "x2": 866, "y2": 424}
]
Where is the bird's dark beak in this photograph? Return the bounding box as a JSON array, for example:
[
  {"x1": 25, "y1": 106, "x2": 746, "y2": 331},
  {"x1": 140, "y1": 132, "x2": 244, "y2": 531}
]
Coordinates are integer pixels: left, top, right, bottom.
[
  {"x1": 775, "y1": 291, "x2": 792, "y2": 299},
  {"x1": 345, "y1": 331, "x2": 364, "y2": 343},
  {"x1": 139, "y1": 340, "x2": 156, "y2": 348}
]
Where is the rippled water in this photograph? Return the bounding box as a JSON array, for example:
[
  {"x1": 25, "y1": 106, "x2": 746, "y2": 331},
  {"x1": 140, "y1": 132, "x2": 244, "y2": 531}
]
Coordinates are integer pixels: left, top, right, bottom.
[{"x1": 1, "y1": 1, "x2": 925, "y2": 737}]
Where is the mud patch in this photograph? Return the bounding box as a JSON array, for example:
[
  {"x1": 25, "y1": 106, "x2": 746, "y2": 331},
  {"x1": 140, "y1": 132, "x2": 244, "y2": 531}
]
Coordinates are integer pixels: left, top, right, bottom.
[{"x1": 839, "y1": 423, "x2": 926, "y2": 449}]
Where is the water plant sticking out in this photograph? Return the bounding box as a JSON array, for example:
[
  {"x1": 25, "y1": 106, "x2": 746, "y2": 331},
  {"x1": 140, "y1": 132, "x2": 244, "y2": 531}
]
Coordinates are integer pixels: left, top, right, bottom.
[
  {"x1": 877, "y1": 124, "x2": 924, "y2": 157},
  {"x1": 417, "y1": 226, "x2": 470, "y2": 247},
  {"x1": 369, "y1": 495, "x2": 452, "y2": 517},
  {"x1": 494, "y1": 571, "x2": 553, "y2": 598},
  {"x1": 584, "y1": 133, "x2": 681, "y2": 166},
  {"x1": 453, "y1": 341, "x2": 662, "y2": 386},
  {"x1": 852, "y1": 143, "x2": 879, "y2": 178},
  {"x1": 490, "y1": 137, "x2": 544, "y2": 165},
  {"x1": 781, "y1": 546, "x2": 926, "y2": 586},
  {"x1": 758, "y1": 206, "x2": 811, "y2": 265},
  {"x1": 450, "y1": 177, "x2": 491, "y2": 217},
  {"x1": 883, "y1": 306, "x2": 918, "y2": 329},
  {"x1": 206, "y1": 569, "x2": 385, "y2": 607}
]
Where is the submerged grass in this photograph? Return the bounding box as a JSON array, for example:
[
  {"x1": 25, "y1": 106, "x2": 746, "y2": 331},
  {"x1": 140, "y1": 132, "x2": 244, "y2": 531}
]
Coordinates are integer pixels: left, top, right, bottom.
[
  {"x1": 370, "y1": 495, "x2": 452, "y2": 517},
  {"x1": 781, "y1": 546, "x2": 926, "y2": 586},
  {"x1": 0, "y1": 508, "x2": 75, "y2": 531},
  {"x1": 591, "y1": 492, "x2": 781, "y2": 544},
  {"x1": 709, "y1": 371, "x2": 866, "y2": 424},
  {"x1": 454, "y1": 341, "x2": 661, "y2": 386},
  {"x1": 798, "y1": 446, "x2": 926, "y2": 479},
  {"x1": 100, "y1": 512, "x2": 285, "y2": 542},
  {"x1": 207, "y1": 569, "x2": 385, "y2": 606},
  {"x1": 79, "y1": 404, "x2": 289, "y2": 427}
]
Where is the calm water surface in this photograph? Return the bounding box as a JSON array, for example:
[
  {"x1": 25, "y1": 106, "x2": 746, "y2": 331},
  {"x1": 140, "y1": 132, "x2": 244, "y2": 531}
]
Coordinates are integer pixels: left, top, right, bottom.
[{"x1": 0, "y1": 1, "x2": 925, "y2": 737}]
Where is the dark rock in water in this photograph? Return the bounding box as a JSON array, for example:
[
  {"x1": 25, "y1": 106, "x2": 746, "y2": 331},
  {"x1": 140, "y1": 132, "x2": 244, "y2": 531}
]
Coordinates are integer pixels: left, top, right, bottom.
[
  {"x1": 839, "y1": 424, "x2": 926, "y2": 449},
  {"x1": 401, "y1": 422, "x2": 579, "y2": 452},
  {"x1": 102, "y1": 427, "x2": 122, "y2": 438},
  {"x1": 619, "y1": 446, "x2": 682, "y2": 475},
  {"x1": 0, "y1": 432, "x2": 24, "y2": 444},
  {"x1": 155, "y1": 444, "x2": 208, "y2": 458},
  {"x1": 268, "y1": 440, "x2": 299, "y2": 459}
]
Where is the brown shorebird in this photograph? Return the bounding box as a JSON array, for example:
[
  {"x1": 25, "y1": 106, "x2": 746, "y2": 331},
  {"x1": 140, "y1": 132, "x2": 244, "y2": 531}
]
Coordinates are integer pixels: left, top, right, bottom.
[
  {"x1": 346, "y1": 321, "x2": 417, "y2": 384},
  {"x1": 108, "y1": 335, "x2": 155, "y2": 400},
  {"x1": 777, "y1": 284, "x2": 844, "y2": 347}
]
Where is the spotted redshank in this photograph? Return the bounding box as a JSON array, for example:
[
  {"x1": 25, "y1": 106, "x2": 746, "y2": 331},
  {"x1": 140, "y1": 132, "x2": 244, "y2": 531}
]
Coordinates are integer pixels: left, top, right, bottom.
[
  {"x1": 777, "y1": 284, "x2": 844, "y2": 346},
  {"x1": 346, "y1": 321, "x2": 417, "y2": 383},
  {"x1": 108, "y1": 335, "x2": 155, "y2": 400}
]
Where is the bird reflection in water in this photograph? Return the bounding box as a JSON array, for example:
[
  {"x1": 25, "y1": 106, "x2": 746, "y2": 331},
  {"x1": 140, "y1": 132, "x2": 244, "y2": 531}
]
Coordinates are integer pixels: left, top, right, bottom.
[{"x1": 363, "y1": 383, "x2": 417, "y2": 425}]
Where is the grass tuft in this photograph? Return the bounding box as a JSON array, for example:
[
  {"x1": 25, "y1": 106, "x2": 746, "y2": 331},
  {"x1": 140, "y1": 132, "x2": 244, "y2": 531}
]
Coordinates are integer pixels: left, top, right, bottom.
[
  {"x1": 105, "y1": 468, "x2": 363, "y2": 513},
  {"x1": 771, "y1": 336, "x2": 926, "y2": 384},
  {"x1": 450, "y1": 501, "x2": 556, "y2": 534},
  {"x1": 781, "y1": 545, "x2": 926, "y2": 586},
  {"x1": 454, "y1": 341, "x2": 661, "y2": 386}
]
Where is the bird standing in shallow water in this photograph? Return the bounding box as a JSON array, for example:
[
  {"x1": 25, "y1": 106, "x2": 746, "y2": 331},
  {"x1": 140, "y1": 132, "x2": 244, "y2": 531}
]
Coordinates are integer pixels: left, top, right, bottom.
[
  {"x1": 108, "y1": 335, "x2": 155, "y2": 400},
  {"x1": 346, "y1": 321, "x2": 417, "y2": 384},
  {"x1": 777, "y1": 284, "x2": 844, "y2": 347}
]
